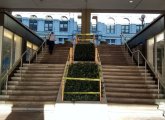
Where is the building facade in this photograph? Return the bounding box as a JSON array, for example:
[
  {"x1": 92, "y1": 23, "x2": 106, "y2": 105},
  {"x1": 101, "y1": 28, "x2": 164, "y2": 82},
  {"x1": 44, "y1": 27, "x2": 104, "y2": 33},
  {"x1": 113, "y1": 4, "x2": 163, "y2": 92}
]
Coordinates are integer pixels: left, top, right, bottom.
[{"x1": 14, "y1": 14, "x2": 146, "y2": 45}]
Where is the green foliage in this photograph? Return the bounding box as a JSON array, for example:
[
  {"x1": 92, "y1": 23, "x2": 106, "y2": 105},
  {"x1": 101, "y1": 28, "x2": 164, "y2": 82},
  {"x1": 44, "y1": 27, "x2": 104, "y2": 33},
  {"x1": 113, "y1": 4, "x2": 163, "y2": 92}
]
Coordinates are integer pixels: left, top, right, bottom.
[
  {"x1": 64, "y1": 94, "x2": 99, "y2": 101},
  {"x1": 74, "y1": 43, "x2": 95, "y2": 61},
  {"x1": 67, "y1": 63, "x2": 99, "y2": 78},
  {"x1": 64, "y1": 80, "x2": 99, "y2": 92},
  {"x1": 64, "y1": 63, "x2": 100, "y2": 101}
]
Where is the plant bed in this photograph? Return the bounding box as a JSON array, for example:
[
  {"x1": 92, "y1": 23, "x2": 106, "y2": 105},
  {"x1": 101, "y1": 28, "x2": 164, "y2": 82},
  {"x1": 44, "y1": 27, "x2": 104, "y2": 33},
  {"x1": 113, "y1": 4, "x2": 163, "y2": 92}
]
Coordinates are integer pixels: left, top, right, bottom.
[
  {"x1": 74, "y1": 43, "x2": 95, "y2": 61},
  {"x1": 64, "y1": 63, "x2": 100, "y2": 101}
]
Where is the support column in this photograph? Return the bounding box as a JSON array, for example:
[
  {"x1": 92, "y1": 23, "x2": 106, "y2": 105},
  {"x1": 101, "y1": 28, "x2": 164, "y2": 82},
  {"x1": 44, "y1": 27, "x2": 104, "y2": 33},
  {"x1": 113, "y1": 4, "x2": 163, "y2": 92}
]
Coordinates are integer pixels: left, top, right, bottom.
[{"x1": 81, "y1": 9, "x2": 91, "y2": 34}]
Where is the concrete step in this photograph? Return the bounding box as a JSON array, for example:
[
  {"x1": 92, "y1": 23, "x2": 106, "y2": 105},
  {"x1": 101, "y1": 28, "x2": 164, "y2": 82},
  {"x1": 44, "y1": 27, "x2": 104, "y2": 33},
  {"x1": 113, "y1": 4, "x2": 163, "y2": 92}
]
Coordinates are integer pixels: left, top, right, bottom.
[
  {"x1": 104, "y1": 75, "x2": 153, "y2": 80},
  {"x1": 106, "y1": 92, "x2": 161, "y2": 99},
  {"x1": 104, "y1": 79, "x2": 155, "y2": 84},
  {"x1": 105, "y1": 83, "x2": 158, "y2": 89},
  {"x1": 19, "y1": 67, "x2": 64, "y2": 70},
  {"x1": 23, "y1": 63, "x2": 65, "y2": 67},
  {"x1": 8, "y1": 81, "x2": 61, "y2": 86},
  {"x1": 103, "y1": 72, "x2": 151, "y2": 76},
  {"x1": 107, "y1": 97, "x2": 155, "y2": 104},
  {"x1": 7, "y1": 85, "x2": 60, "y2": 90},
  {"x1": 7, "y1": 95, "x2": 57, "y2": 101},
  {"x1": 14, "y1": 73, "x2": 62, "y2": 77},
  {"x1": 102, "y1": 65, "x2": 145, "y2": 69},
  {"x1": 11, "y1": 77, "x2": 61, "y2": 81},
  {"x1": 105, "y1": 87, "x2": 158, "y2": 93},
  {"x1": 102, "y1": 69, "x2": 149, "y2": 72},
  {"x1": 16, "y1": 70, "x2": 63, "y2": 74},
  {"x1": 2, "y1": 90, "x2": 58, "y2": 95}
]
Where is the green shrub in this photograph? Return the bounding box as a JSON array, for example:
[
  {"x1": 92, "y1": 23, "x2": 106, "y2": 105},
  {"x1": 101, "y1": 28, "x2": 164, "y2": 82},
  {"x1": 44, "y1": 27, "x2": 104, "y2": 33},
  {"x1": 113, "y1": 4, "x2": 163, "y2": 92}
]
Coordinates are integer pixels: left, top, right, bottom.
[
  {"x1": 74, "y1": 43, "x2": 95, "y2": 61},
  {"x1": 67, "y1": 63, "x2": 99, "y2": 78},
  {"x1": 64, "y1": 80, "x2": 99, "y2": 92},
  {"x1": 64, "y1": 94, "x2": 99, "y2": 101},
  {"x1": 64, "y1": 63, "x2": 100, "y2": 101}
]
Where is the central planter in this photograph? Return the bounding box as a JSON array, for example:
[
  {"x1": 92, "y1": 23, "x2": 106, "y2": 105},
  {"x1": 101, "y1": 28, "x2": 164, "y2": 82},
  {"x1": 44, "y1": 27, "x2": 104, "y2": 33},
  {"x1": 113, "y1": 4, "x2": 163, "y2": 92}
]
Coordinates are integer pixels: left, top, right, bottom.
[{"x1": 64, "y1": 63, "x2": 100, "y2": 101}]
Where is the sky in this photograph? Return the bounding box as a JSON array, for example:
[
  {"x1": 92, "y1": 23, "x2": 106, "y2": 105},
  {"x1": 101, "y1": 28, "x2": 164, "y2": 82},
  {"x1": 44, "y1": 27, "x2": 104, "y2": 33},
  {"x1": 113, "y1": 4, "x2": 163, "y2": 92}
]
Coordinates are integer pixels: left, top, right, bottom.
[{"x1": 12, "y1": 12, "x2": 160, "y2": 25}]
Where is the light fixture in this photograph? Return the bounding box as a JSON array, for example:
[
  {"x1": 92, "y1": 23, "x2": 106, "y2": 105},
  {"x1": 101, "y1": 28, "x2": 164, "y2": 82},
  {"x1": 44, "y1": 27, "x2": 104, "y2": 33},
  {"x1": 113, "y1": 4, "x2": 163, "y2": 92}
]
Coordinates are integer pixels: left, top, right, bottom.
[{"x1": 129, "y1": 0, "x2": 133, "y2": 3}]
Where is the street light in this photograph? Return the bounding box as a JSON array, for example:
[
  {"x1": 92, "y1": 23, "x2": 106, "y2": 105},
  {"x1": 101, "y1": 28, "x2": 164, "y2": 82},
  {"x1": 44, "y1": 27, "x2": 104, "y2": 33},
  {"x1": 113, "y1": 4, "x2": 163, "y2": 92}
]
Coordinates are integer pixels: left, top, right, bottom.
[{"x1": 139, "y1": 14, "x2": 145, "y2": 29}]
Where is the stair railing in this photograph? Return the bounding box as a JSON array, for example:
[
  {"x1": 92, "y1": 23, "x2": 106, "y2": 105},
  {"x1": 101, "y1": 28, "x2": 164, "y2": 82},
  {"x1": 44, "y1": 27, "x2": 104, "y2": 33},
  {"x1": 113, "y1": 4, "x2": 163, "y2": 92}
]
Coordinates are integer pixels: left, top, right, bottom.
[
  {"x1": 0, "y1": 40, "x2": 46, "y2": 95},
  {"x1": 124, "y1": 40, "x2": 163, "y2": 98},
  {"x1": 61, "y1": 50, "x2": 70, "y2": 101}
]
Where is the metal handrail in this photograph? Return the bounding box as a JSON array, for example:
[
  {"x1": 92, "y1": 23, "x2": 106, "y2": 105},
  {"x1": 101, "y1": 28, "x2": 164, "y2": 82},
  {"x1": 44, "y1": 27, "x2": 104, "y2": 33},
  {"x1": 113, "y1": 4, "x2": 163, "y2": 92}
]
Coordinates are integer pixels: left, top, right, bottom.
[
  {"x1": 0, "y1": 40, "x2": 46, "y2": 95},
  {"x1": 0, "y1": 49, "x2": 29, "y2": 95},
  {"x1": 124, "y1": 39, "x2": 163, "y2": 98}
]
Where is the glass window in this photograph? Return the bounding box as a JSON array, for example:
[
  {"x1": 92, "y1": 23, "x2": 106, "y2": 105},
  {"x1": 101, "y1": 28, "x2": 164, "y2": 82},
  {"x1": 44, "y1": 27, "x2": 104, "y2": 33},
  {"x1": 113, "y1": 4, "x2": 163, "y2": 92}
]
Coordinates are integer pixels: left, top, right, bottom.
[
  {"x1": 107, "y1": 25, "x2": 115, "y2": 34},
  {"x1": 2, "y1": 29, "x2": 13, "y2": 72},
  {"x1": 92, "y1": 24, "x2": 97, "y2": 33},
  {"x1": 29, "y1": 15, "x2": 38, "y2": 31},
  {"x1": 26, "y1": 41, "x2": 33, "y2": 61},
  {"x1": 15, "y1": 14, "x2": 22, "y2": 22},
  {"x1": 136, "y1": 25, "x2": 142, "y2": 33},
  {"x1": 77, "y1": 24, "x2": 81, "y2": 32},
  {"x1": 156, "y1": 32, "x2": 164, "y2": 74},
  {"x1": 121, "y1": 25, "x2": 129, "y2": 34},
  {"x1": 45, "y1": 16, "x2": 53, "y2": 31},
  {"x1": 147, "y1": 37, "x2": 154, "y2": 66},
  {"x1": 110, "y1": 39, "x2": 116, "y2": 44},
  {"x1": 14, "y1": 34, "x2": 22, "y2": 62},
  {"x1": 59, "y1": 21, "x2": 68, "y2": 32}
]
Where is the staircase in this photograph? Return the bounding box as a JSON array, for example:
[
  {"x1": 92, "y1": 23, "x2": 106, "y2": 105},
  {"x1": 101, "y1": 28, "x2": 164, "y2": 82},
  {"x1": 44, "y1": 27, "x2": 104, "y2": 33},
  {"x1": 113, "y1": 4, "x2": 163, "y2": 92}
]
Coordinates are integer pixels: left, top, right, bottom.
[
  {"x1": 0, "y1": 44, "x2": 70, "y2": 106},
  {"x1": 99, "y1": 44, "x2": 161, "y2": 104},
  {"x1": 98, "y1": 45, "x2": 134, "y2": 65}
]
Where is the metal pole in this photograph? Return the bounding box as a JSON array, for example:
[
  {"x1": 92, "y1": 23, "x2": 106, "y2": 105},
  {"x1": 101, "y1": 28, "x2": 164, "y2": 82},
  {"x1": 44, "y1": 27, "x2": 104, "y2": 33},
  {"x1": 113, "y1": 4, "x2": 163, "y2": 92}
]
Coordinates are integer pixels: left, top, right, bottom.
[
  {"x1": 145, "y1": 61, "x2": 146, "y2": 81},
  {"x1": 6, "y1": 70, "x2": 9, "y2": 95},
  {"x1": 138, "y1": 52, "x2": 139, "y2": 67}
]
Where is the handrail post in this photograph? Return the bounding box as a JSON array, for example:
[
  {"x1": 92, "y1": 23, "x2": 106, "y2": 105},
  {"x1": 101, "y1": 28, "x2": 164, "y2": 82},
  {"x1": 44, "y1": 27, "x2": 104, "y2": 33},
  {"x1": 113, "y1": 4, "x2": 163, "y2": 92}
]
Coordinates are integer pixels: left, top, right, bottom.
[
  {"x1": 145, "y1": 61, "x2": 146, "y2": 81},
  {"x1": 100, "y1": 77, "x2": 101, "y2": 101},
  {"x1": 20, "y1": 58, "x2": 23, "y2": 81},
  {"x1": 158, "y1": 75, "x2": 160, "y2": 99},
  {"x1": 137, "y1": 52, "x2": 139, "y2": 67},
  {"x1": 36, "y1": 52, "x2": 38, "y2": 62},
  {"x1": 5, "y1": 70, "x2": 9, "y2": 95},
  {"x1": 29, "y1": 53, "x2": 31, "y2": 64}
]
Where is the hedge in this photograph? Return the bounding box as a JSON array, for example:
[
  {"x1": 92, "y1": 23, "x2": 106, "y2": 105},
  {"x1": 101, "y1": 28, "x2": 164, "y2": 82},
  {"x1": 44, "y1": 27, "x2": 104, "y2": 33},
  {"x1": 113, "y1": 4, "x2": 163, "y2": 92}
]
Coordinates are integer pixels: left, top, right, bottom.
[
  {"x1": 74, "y1": 43, "x2": 95, "y2": 61},
  {"x1": 64, "y1": 63, "x2": 100, "y2": 101}
]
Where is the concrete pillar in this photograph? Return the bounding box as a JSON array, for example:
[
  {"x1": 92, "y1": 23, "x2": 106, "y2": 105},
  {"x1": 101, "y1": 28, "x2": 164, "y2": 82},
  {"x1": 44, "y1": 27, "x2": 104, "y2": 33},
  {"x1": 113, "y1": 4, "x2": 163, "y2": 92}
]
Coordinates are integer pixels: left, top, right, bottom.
[{"x1": 81, "y1": 9, "x2": 91, "y2": 34}]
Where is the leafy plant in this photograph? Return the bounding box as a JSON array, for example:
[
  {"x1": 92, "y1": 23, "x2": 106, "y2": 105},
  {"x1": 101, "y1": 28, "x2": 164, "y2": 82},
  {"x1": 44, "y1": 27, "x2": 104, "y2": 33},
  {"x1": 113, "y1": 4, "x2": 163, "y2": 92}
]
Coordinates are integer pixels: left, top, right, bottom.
[
  {"x1": 67, "y1": 63, "x2": 99, "y2": 78},
  {"x1": 74, "y1": 43, "x2": 95, "y2": 61}
]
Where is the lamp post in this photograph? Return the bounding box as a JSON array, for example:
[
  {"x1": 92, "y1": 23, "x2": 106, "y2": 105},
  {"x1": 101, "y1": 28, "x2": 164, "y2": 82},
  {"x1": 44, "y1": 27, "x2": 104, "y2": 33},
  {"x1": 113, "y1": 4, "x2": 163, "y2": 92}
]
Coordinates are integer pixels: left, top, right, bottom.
[{"x1": 139, "y1": 14, "x2": 145, "y2": 29}]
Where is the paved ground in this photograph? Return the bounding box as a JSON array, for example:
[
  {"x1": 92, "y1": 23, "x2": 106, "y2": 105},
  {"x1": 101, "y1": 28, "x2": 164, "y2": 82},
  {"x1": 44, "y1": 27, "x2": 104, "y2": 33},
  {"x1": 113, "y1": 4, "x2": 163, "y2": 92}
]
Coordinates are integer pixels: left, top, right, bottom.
[{"x1": 0, "y1": 103, "x2": 165, "y2": 120}]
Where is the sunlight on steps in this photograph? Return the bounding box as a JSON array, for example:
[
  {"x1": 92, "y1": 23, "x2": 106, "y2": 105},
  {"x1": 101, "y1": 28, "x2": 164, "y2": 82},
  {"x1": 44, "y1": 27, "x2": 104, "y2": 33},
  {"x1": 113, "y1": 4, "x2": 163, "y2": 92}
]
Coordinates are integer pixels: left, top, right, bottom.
[{"x1": 0, "y1": 103, "x2": 165, "y2": 120}]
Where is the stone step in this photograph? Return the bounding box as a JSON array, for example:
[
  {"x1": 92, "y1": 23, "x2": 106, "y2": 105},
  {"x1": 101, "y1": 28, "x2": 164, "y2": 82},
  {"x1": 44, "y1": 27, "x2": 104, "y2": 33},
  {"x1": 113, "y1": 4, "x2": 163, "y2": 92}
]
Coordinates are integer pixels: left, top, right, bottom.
[
  {"x1": 102, "y1": 65, "x2": 144, "y2": 69},
  {"x1": 105, "y1": 83, "x2": 158, "y2": 89},
  {"x1": 104, "y1": 75, "x2": 153, "y2": 80},
  {"x1": 23, "y1": 63, "x2": 65, "y2": 67},
  {"x1": 107, "y1": 97, "x2": 155, "y2": 104},
  {"x1": 8, "y1": 81, "x2": 61, "y2": 86},
  {"x1": 11, "y1": 77, "x2": 61, "y2": 81},
  {"x1": 2, "y1": 90, "x2": 58, "y2": 95},
  {"x1": 106, "y1": 92, "x2": 161, "y2": 99},
  {"x1": 7, "y1": 95, "x2": 57, "y2": 101},
  {"x1": 105, "y1": 87, "x2": 158, "y2": 93},
  {"x1": 14, "y1": 73, "x2": 62, "y2": 77},
  {"x1": 19, "y1": 67, "x2": 64, "y2": 70},
  {"x1": 7, "y1": 85, "x2": 60, "y2": 90},
  {"x1": 103, "y1": 72, "x2": 151, "y2": 76},
  {"x1": 16, "y1": 70, "x2": 63, "y2": 74},
  {"x1": 102, "y1": 69, "x2": 149, "y2": 72},
  {"x1": 104, "y1": 79, "x2": 155, "y2": 84}
]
